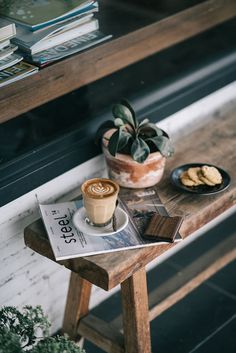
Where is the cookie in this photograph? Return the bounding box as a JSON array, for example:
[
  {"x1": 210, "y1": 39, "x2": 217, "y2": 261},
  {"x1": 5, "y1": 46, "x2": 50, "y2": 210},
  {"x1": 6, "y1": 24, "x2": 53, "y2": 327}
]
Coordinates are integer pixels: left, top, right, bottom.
[
  {"x1": 187, "y1": 167, "x2": 204, "y2": 185},
  {"x1": 180, "y1": 171, "x2": 197, "y2": 186},
  {"x1": 198, "y1": 170, "x2": 216, "y2": 186},
  {"x1": 201, "y1": 165, "x2": 222, "y2": 185}
]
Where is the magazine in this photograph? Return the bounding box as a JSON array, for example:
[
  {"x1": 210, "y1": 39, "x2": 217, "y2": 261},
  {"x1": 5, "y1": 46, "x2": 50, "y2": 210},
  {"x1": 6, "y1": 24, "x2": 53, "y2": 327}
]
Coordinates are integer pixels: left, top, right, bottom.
[
  {"x1": 0, "y1": 39, "x2": 10, "y2": 50},
  {"x1": 25, "y1": 31, "x2": 112, "y2": 67},
  {"x1": 0, "y1": 1, "x2": 98, "y2": 31},
  {"x1": 0, "y1": 53, "x2": 22, "y2": 70},
  {"x1": 39, "y1": 186, "x2": 182, "y2": 261},
  {"x1": 0, "y1": 43, "x2": 18, "y2": 60},
  {"x1": 0, "y1": 61, "x2": 38, "y2": 87},
  {"x1": 12, "y1": 13, "x2": 95, "y2": 53},
  {"x1": 14, "y1": 17, "x2": 98, "y2": 54},
  {"x1": 0, "y1": 18, "x2": 16, "y2": 41}
]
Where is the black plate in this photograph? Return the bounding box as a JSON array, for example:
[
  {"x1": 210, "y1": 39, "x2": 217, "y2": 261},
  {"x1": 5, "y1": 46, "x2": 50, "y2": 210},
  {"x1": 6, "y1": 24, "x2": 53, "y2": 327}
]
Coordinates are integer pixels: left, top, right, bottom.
[{"x1": 170, "y1": 163, "x2": 230, "y2": 195}]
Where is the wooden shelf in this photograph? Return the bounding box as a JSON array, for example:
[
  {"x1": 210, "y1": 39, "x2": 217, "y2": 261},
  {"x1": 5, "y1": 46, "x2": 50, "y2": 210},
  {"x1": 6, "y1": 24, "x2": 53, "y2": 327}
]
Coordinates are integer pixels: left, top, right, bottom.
[{"x1": 0, "y1": 0, "x2": 236, "y2": 124}]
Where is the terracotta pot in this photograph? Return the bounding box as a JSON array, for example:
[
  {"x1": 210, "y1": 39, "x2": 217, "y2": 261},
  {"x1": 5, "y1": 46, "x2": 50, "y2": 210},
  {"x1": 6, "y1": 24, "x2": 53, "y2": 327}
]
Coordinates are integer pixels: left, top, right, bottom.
[{"x1": 102, "y1": 131, "x2": 166, "y2": 188}]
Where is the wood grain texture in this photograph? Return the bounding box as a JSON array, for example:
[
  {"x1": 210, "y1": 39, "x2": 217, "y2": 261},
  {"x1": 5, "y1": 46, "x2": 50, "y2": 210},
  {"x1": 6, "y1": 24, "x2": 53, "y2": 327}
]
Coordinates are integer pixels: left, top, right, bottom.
[
  {"x1": 62, "y1": 273, "x2": 92, "y2": 340},
  {"x1": 121, "y1": 268, "x2": 151, "y2": 353},
  {"x1": 78, "y1": 315, "x2": 124, "y2": 353},
  {"x1": 1, "y1": 0, "x2": 236, "y2": 123},
  {"x1": 143, "y1": 214, "x2": 184, "y2": 242},
  {"x1": 24, "y1": 108, "x2": 236, "y2": 290}
]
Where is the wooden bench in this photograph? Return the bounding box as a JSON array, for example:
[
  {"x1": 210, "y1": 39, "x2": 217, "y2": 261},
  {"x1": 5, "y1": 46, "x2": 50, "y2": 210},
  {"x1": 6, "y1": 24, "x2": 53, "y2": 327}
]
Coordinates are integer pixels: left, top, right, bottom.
[{"x1": 24, "y1": 108, "x2": 236, "y2": 353}]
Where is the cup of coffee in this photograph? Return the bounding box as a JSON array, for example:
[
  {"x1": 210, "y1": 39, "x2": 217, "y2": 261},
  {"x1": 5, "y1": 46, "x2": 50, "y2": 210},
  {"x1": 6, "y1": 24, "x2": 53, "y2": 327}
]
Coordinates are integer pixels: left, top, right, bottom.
[{"x1": 81, "y1": 178, "x2": 120, "y2": 227}]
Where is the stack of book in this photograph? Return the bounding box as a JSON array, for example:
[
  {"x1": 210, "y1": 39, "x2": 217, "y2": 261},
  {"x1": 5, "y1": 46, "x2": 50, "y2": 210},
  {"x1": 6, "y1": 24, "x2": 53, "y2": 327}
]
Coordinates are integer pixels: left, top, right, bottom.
[
  {"x1": 0, "y1": 19, "x2": 19, "y2": 68},
  {"x1": 0, "y1": 0, "x2": 112, "y2": 67},
  {"x1": 0, "y1": 18, "x2": 38, "y2": 87}
]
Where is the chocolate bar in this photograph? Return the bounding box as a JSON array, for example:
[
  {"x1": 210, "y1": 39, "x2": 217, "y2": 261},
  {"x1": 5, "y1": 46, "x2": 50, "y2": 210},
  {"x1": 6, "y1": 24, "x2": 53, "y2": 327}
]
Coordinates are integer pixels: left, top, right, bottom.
[{"x1": 143, "y1": 214, "x2": 184, "y2": 243}]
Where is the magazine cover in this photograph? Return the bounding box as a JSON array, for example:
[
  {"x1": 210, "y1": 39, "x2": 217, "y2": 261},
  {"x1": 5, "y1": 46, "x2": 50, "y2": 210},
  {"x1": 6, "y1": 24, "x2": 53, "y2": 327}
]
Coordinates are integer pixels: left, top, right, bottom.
[
  {"x1": 0, "y1": 0, "x2": 98, "y2": 30},
  {"x1": 39, "y1": 186, "x2": 182, "y2": 261},
  {"x1": 26, "y1": 31, "x2": 112, "y2": 66},
  {"x1": 0, "y1": 60, "x2": 38, "y2": 87}
]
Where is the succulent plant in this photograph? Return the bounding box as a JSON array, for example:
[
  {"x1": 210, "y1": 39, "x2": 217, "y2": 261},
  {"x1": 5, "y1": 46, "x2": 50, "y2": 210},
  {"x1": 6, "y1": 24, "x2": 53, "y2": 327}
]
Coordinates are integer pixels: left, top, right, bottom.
[{"x1": 96, "y1": 100, "x2": 174, "y2": 163}]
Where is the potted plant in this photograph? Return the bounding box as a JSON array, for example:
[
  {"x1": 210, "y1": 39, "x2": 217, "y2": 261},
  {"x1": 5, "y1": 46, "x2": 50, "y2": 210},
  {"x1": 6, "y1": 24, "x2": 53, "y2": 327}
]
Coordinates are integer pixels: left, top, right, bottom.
[
  {"x1": 96, "y1": 100, "x2": 174, "y2": 188},
  {"x1": 0, "y1": 306, "x2": 85, "y2": 353}
]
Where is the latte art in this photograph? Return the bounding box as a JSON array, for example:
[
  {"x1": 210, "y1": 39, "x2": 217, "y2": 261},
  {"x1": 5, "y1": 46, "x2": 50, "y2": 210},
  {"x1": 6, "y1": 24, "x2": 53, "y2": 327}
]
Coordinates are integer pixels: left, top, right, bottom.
[
  {"x1": 87, "y1": 182, "x2": 115, "y2": 197},
  {"x1": 82, "y1": 178, "x2": 119, "y2": 199}
]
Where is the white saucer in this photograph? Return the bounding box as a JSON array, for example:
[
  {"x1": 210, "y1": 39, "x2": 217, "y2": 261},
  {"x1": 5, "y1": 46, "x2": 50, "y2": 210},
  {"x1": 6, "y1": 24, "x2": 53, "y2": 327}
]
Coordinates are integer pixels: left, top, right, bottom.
[{"x1": 72, "y1": 206, "x2": 129, "y2": 236}]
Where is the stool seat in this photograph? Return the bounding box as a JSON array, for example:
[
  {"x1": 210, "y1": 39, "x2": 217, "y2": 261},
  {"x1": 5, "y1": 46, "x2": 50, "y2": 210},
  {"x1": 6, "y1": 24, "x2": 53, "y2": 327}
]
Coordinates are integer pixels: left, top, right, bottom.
[{"x1": 25, "y1": 217, "x2": 175, "y2": 290}]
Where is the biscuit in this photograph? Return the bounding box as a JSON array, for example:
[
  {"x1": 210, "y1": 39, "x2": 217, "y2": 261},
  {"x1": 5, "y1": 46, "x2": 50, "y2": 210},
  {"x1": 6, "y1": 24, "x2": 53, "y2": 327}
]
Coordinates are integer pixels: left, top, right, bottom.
[
  {"x1": 180, "y1": 171, "x2": 197, "y2": 186},
  {"x1": 201, "y1": 165, "x2": 222, "y2": 185},
  {"x1": 187, "y1": 167, "x2": 204, "y2": 185},
  {"x1": 179, "y1": 165, "x2": 223, "y2": 188},
  {"x1": 197, "y1": 170, "x2": 216, "y2": 186}
]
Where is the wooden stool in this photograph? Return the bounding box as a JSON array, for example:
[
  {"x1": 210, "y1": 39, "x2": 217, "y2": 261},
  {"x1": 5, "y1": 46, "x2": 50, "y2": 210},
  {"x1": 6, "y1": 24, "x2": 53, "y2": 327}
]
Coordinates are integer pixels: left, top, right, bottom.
[
  {"x1": 24, "y1": 111, "x2": 236, "y2": 353},
  {"x1": 25, "y1": 217, "x2": 176, "y2": 353}
]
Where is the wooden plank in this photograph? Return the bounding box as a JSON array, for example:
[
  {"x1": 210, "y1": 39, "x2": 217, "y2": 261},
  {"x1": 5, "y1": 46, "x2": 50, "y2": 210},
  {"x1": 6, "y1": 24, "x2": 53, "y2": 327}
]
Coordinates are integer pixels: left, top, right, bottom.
[
  {"x1": 78, "y1": 314, "x2": 124, "y2": 353},
  {"x1": 121, "y1": 268, "x2": 151, "y2": 353},
  {"x1": 24, "y1": 219, "x2": 174, "y2": 290},
  {"x1": 1, "y1": 0, "x2": 236, "y2": 123},
  {"x1": 62, "y1": 272, "x2": 92, "y2": 340},
  {"x1": 24, "y1": 220, "x2": 111, "y2": 290},
  {"x1": 158, "y1": 107, "x2": 236, "y2": 222},
  {"x1": 24, "y1": 107, "x2": 236, "y2": 291},
  {"x1": 148, "y1": 233, "x2": 236, "y2": 320}
]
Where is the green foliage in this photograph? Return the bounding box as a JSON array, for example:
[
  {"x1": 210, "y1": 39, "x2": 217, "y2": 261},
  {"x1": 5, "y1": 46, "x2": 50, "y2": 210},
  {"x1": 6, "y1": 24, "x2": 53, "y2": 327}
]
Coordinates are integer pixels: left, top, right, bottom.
[
  {"x1": 0, "y1": 306, "x2": 85, "y2": 353},
  {"x1": 96, "y1": 99, "x2": 174, "y2": 163},
  {"x1": 0, "y1": 306, "x2": 49, "y2": 349},
  {"x1": 31, "y1": 336, "x2": 85, "y2": 353},
  {"x1": 0, "y1": 328, "x2": 23, "y2": 353}
]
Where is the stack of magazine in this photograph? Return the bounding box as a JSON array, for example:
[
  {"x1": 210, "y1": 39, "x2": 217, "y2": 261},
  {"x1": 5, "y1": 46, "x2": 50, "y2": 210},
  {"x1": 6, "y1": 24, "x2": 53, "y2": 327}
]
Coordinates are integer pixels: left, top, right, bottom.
[
  {"x1": 0, "y1": 18, "x2": 38, "y2": 87},
  {"x1": 39, "y1": 186, "x2": 182, "y2": 261},
  {"x1": 0, "y1": 0, "x2": 112, "y2": 67}
]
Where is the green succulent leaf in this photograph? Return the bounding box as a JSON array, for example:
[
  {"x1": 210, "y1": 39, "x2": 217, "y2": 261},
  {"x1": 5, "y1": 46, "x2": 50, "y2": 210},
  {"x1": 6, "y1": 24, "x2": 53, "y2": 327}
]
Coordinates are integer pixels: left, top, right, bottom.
[
  {"x1": 114, "y1": 118, "x2": 124, "y2": 127},
  {"x1": 108, "y1": 128, "x2": 121, "y2": 156},
  {"x1": 117, "y1": 130, "x2": 132, "y2": 152},
  {"x1": 139, "y1": 123, "x2": 163, "y2": 138},
  {"x1": 120, "y1": 99, "x2": 137, "y2": 126},
  {"x1": 95, "y1": 120, "x2": 115, "y2": 145},
  {"x1": 131, "y1": 138, "x2": 150, "y2": 163},
  {"x1": 146, "y1": 136, "x2": 174, "y2": 157},
  {"x1": 112, "y1": 103, "x2": 136, "y2": 128},
  {"x1": 139, "y1": 118, "x2": 149, "y2": 127},
  {"x1": 96, "y1": 99, "x2": 174, "y2": 164}
]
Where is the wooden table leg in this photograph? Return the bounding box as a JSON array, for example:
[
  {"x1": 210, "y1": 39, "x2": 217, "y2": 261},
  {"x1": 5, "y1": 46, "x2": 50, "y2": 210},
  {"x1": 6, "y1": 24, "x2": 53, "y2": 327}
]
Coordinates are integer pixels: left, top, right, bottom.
[
  {"x1": 121, "y1": 268, "x2": 151, "y2": 353},
  {"x1": 62, "y1": 272, "x2": 92, "y2": 341}
]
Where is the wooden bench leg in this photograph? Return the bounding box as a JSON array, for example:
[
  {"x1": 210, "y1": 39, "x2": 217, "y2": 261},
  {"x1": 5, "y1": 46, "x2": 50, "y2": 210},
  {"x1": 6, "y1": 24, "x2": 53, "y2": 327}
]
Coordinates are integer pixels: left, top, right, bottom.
[
  {"x1": 62, "y1": 272, "x2": 92, "y2": 342},
  {"x1": 121, "y1": 268, "x2": 151, "y2": 353}
]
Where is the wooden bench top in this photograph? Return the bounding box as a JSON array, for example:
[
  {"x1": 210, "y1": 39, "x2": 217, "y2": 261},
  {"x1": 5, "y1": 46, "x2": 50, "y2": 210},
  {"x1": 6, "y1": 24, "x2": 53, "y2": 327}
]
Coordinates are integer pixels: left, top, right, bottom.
[{"x1": 24, "y1": 107, "x2": 236, "y2": 291}]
